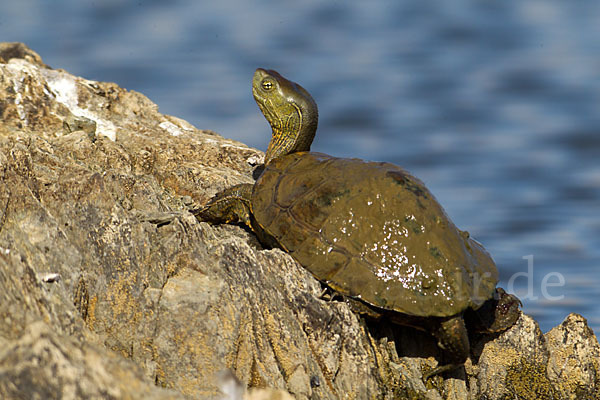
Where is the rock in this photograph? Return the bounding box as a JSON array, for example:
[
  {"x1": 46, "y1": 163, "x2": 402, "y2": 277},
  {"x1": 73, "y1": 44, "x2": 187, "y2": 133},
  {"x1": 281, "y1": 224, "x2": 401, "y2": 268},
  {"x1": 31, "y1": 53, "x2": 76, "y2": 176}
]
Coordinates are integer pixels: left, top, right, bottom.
[
  {"x1": 0, "y1": 42, "x2": 48, "y2": 67},
  {"x1": 0, "y1": 321, "x2": 184, "y2": 400},
  {"x1": 0, "y1": 42, "x2": 598, "y2": 399},
  {"x1": 245, "y1": 388, "x2": 295, "y2": 400},
  {"x1": 469, "y1": 314, "x2": 552, "y2": 399},
  {"x1": 546, "y1": 313, "x2": 600, "y2": 399}
]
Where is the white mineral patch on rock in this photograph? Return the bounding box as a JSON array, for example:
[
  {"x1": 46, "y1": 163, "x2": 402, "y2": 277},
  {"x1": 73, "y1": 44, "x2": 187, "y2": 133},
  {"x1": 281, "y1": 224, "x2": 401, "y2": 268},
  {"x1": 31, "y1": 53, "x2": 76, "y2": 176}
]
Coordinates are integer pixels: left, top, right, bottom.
[
  {"x1": 4, "y1": 59, "x2": 36, "y2": 122},
  {"x1": 159, "y1": 121, "x2": 184, "y2": 136},
  {"x1": 41, "y1": 68, "x2": 117, "y2": 141},
  {"x1": 246, "y1": 154, "x2": 264, "y2": 165}
]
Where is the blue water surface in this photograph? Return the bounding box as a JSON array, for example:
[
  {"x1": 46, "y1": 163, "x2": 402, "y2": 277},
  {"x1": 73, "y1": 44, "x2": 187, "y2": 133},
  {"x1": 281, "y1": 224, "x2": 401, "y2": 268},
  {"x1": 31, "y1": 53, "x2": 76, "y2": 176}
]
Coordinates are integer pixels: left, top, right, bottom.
[{"x1": 1, "y1": 0, "x2": 598, "y2": 333}]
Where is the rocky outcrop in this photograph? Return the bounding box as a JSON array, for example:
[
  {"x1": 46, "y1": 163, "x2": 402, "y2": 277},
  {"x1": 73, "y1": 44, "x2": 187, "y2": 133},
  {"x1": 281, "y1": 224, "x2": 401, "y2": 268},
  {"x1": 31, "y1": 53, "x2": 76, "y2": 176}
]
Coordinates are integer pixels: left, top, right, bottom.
[{"x1": 0, "y1": 42, "x2": 598, "y2": 399}]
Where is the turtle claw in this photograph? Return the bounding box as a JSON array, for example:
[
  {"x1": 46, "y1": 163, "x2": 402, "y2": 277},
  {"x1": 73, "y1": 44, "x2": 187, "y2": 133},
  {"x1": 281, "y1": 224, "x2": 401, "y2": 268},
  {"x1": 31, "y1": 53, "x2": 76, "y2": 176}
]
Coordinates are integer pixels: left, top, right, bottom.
[
  {"x1": 318, "y1": 286, "x2": 340, "y2": 302},
  {"x1": 423, "y1": 363, "x2": 463, "y2": 380},
  {"x1": 138, "y1": 211, "x2": 182, "y2": 227}
]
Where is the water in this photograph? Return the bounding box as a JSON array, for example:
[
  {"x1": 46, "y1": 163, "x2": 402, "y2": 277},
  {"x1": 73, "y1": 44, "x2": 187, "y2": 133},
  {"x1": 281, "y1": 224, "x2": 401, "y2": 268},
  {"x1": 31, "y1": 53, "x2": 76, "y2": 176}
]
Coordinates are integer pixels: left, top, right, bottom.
[{"x1": 1, "y1": 1, "x2": 598, "y2": 333}]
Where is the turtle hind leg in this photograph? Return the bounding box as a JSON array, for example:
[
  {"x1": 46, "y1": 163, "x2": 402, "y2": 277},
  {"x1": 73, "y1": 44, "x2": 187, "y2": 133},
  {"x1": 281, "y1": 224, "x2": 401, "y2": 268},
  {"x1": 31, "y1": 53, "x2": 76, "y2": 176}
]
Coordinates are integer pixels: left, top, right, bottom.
[
  {"x1": 466, "y1": 288, "x2": 522, "y2": 334},
  {"x1": 192, "y1": 183, "x2": 254, "y2": 229},
  {"x1": 423, "y1": 316, "x2": 469, "y2": 379}
]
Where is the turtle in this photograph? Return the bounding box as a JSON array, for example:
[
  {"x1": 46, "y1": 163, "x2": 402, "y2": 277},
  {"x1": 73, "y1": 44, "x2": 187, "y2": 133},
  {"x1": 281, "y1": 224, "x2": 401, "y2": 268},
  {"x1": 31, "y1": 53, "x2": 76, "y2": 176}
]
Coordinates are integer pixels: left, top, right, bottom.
[{"x1": 194, "y1": 68, "x2": 521, "y2": 377}]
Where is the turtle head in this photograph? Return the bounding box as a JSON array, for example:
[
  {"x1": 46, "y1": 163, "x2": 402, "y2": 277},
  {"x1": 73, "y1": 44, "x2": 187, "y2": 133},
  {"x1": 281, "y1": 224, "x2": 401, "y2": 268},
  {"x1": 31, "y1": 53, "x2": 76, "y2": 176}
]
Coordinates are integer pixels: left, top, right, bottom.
[{"x1": 252, "y1": 68, "x2": 318, "y2": 164}]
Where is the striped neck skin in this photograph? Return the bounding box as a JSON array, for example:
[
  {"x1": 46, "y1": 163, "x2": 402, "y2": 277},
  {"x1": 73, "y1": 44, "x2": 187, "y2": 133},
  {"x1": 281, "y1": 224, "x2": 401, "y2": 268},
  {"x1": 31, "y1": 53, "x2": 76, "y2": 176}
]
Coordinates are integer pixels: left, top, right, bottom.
[{"x1": 252, "y1": 68, "x2": 318, "y2": 164}]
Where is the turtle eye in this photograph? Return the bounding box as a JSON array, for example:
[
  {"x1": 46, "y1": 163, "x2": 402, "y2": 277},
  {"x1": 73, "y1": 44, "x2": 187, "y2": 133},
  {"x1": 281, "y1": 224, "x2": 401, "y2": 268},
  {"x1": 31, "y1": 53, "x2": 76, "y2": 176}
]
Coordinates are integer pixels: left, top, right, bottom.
[{"x1": 261, "y1": 80, "x2": 273, "y2": 91}]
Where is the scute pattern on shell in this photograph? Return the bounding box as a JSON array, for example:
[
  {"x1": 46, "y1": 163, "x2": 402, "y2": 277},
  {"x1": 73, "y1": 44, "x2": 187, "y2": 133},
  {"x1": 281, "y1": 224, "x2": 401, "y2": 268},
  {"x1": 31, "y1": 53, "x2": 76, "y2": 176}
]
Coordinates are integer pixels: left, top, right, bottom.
[{"x1": 252, "y1": 152, "x2": 498, "y2": 317}]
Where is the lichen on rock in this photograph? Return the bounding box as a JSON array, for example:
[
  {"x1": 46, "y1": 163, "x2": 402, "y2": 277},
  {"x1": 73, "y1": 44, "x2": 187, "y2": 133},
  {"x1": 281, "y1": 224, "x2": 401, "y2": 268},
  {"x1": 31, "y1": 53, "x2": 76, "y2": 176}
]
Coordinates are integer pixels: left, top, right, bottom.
[{"x1": 0, "y1": 42, "x2": 598, "y2": 400}]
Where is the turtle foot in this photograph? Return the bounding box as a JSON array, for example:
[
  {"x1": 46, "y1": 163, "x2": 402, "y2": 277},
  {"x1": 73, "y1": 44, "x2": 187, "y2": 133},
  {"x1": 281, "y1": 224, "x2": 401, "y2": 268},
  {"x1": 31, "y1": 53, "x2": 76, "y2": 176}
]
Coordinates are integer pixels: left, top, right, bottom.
[
  {"x1": 423, "y1": 363, "x2": 463, "y2": 380},
  {"x1": 467, "y1": 288, "x2": 522, "y2": 334}
]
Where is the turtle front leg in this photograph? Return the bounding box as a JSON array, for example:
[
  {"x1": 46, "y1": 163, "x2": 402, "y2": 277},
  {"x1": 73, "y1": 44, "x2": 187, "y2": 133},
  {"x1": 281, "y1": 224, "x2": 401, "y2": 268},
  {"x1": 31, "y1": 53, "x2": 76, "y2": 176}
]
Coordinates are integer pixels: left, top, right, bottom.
[
  {"x1": 192, "y1": 184, "x2": 254, "y2": 229},
  {"x1": 424, "y1": 316, "x2": 469, "y2": 379}
]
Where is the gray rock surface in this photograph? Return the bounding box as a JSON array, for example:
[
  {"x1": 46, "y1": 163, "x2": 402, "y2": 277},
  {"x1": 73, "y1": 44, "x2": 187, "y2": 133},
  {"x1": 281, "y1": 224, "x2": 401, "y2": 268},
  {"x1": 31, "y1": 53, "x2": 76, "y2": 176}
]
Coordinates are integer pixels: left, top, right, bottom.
[{"x1": 0, "y1": 42, "x2": 598, "y2": 399}]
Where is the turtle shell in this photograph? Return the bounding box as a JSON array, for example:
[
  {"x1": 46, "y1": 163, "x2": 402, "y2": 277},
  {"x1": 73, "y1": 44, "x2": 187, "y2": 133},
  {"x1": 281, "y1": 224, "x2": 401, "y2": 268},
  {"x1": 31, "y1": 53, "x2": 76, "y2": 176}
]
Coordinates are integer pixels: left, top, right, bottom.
[{"x1": 252, "y1": 152, "x2": 498, "y2": 318}]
